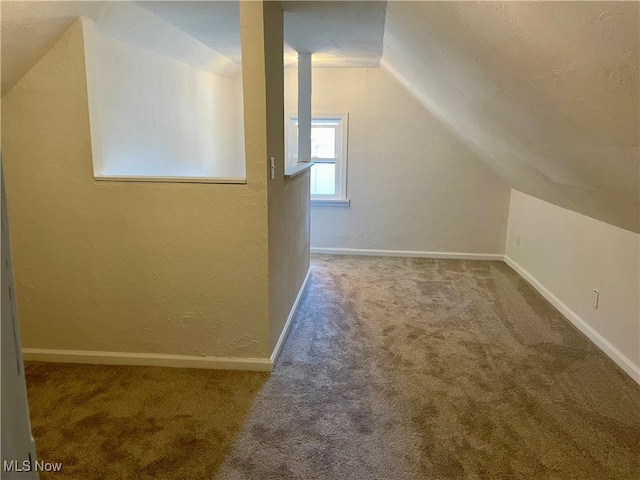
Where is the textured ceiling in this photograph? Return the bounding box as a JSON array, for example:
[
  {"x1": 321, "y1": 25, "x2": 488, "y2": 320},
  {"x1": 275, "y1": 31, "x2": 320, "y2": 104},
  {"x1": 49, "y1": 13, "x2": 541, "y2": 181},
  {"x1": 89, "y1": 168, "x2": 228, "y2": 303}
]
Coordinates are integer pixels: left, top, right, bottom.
[
  {"x1": 133, "y1": 1, "x2": 242, "y2": 64},
  {"x1": 88, "y1": 2, "x2": 239, "y2": 77},
  {"x1": 137, "y1": 1, "x2": 387, "y2": 67},
  {"x1": 282, "y1": 1, "x2": 386, "y2": 67},
  {"x1": 382, "y1": 1, "x2": 639, "y2": 232},
  {"x1": 1, "y1": 1, "x2": 386, "y2": 95}
]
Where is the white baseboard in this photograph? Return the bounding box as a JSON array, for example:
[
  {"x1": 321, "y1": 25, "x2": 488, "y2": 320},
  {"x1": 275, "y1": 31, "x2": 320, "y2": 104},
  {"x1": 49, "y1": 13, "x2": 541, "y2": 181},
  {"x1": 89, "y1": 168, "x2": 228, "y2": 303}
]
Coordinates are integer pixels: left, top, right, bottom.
[
  {"x1": 22, "y1": 349, "x2": 273, "y2": 372},
  {"x1": 311, "y1": 247, "x2": 503, "y2": 261},
  {"x1": 504, "y1": 255, "x2": 640, "y2": 384},
  {"x1": 270, "y1": 267, "x2": 311, "y2": 366},
  {"x1": 22, "y1": 268, "x2": 313, "y2": 374}
]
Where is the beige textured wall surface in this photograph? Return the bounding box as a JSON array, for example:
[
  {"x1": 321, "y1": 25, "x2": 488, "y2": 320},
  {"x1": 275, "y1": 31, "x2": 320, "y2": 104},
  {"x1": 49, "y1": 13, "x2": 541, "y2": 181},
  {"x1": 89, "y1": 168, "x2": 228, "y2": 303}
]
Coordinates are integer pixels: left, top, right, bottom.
[
  {"x1": 264, "y1": 2, "x2": 311, "y2": 352},
  {"x1": 2, "y1": 18, "x2": 272, "y2": 358},
  {"x1": 506, "y1": 190, "x2": 639, "y2": 379},
  {"x1": 382, "y1": 1, "x2": 639, "y2": 233},
  {"x1": 284, "y1": 67, "x2": 511, "y2": 254}
]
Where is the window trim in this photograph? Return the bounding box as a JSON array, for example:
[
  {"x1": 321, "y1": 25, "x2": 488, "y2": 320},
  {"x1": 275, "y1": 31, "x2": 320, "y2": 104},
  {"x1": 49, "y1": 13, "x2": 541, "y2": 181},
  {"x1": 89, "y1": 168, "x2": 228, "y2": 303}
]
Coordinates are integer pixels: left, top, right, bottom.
[
  {"x1": 94, "y1": 175, "x2": 246, "y2": 184},
  {"x1": 284, "y1": 161, "x2": 314, "y2": 179},
  {"x1": 285, "y1": 113, "x2": 349, "y2": 202}
]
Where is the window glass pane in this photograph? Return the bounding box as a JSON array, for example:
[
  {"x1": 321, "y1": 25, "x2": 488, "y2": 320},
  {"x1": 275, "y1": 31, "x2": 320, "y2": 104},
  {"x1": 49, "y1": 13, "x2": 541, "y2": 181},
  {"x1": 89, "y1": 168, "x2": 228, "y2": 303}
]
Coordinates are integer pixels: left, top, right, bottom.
[
  {"x1": 311, "y1": 127, "x2": 336, "y2": 159},
  {"x1": 310, "y1": 163, "x2": 336, "y2": 196}
]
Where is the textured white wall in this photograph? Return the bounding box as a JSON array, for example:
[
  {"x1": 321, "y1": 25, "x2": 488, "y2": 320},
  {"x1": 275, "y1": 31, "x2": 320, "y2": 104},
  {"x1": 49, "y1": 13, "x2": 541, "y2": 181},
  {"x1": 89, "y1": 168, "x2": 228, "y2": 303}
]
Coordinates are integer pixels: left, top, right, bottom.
[
  {"x1": 506, "y1": 190, "x2": 639, "y2": 381},
  {"x1": 284, "y1": 67, "x2": 511, "y2": 254},
  {"x1": 84, "y1": 22, "x2": 245, "y2": 179}
]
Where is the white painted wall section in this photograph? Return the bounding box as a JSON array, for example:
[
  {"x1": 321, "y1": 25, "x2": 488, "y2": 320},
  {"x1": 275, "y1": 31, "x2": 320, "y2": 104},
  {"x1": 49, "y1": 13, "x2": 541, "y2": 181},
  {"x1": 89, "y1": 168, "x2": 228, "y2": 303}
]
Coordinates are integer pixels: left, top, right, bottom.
[
  {"x1": 89, "y1": 1, "x2": 239, "y2": 77},
  {"x1": 284, "y1": 67, "x2": 511, "y2": 255},
  {"x1": 505, "y1": 190, "x2": 640, "y2": 382},
  {"x1": 83, "y1": 18, "x2": 245, "y2": 180}
]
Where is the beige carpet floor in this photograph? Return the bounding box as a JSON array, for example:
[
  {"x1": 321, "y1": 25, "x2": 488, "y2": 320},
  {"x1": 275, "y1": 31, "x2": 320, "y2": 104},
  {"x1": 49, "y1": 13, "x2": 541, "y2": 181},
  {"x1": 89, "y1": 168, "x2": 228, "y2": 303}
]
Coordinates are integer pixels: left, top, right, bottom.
[{"x1": 25, "y1": 255, "x2": 640, "y2": 479}]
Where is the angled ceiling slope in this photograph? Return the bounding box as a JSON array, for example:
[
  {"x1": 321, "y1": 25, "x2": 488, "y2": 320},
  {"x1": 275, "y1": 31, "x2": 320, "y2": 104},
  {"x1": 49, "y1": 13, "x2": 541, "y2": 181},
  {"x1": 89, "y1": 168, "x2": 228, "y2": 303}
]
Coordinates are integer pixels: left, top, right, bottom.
[
  {"x1": 4, "y1": 1, "x2": 637, "y2": 232},
  {"x1": 382, "y1": 1, "x2": 640, "y2": 233},
  {"x1": 1, "y1": 1, "x2": 103, "y2": 96},
  {"x1": 1, "y1": 0, "x2": 242, "y2": 97},
  {"x1": 1, "y1": 0, "x2": 387, "y2": 96}
]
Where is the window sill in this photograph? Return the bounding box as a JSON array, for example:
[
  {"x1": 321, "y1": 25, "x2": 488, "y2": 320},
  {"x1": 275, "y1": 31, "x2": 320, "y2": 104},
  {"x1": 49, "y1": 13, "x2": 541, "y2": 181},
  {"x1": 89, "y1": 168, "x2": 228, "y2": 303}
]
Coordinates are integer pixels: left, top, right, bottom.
[
  {"x1": 311, "y1": 198, "x2": 350, "y2": 207},
  {"x1": 284, "y1": 161, "x2": 314, "y2": 178},
  {"x1": 94, "y1": 175, "x2": 246, "y2": 184}
]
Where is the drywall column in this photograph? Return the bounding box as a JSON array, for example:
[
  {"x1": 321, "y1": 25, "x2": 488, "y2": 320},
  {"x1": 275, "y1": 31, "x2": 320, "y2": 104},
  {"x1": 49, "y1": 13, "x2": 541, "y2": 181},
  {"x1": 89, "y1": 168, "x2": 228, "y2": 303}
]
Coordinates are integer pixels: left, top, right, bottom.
[
  {"x1": 297, "y1": 52, "x2": 312, "y2": 163},
  {"x1": 264, "y1": 2, "x2": 311, "y2": 356}
]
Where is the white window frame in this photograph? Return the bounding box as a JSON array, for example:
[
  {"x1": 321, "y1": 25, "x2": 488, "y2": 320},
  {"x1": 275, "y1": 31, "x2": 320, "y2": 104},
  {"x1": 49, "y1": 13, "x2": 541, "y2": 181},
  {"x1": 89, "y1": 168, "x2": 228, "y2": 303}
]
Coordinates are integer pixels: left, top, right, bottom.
[{"x1": 285, "y1": 113, "x2": 349, "y2": 206}]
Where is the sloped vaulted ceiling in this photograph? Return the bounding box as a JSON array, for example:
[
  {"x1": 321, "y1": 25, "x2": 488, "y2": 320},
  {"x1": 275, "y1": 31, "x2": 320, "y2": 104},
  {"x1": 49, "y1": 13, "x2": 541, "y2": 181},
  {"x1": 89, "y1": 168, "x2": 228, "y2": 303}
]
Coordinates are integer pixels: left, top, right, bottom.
[
  {"x1": 382, "y1": 1, "x2": 639, "y2": 233},
  {"x1": 2, "y1": 1, "x2": 638, "y2": 232},
  {"x1": 0, "y1": 1, "x2": 387, "y2": 95}
]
